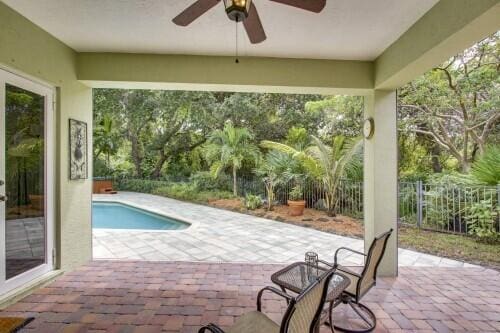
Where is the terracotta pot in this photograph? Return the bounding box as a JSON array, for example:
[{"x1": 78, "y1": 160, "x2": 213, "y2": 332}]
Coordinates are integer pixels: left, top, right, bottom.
[
  {"x1": 287, "y1": 200, "x2": 306, "y2": 216},
  {"x1": 29, "y1": 194, "x2": 44, "y2": 211}
]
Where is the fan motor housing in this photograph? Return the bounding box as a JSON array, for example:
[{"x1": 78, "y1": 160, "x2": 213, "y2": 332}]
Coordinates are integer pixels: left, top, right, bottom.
[{"x1": 224, "y1": 0, "x2": 251, "y2": 22}]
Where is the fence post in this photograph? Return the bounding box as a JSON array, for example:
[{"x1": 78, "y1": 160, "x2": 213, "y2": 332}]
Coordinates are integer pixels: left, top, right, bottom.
[
  {"x1": 497, "y1": 184, "x2": 500, "y2": 233},
  {"x1": 416, "y1": 181, "x2": 423, "y2": 228}
]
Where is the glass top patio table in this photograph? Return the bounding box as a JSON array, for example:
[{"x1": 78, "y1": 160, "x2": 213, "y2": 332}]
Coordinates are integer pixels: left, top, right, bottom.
[{"x1": 271, "y1": 262, "x2": 350, "y2": 302}]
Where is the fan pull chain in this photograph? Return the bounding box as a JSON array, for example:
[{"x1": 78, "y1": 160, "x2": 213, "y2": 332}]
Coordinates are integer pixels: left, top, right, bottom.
[{"x1": 235, "y1": 17, "x2": 239, "y2": 63}]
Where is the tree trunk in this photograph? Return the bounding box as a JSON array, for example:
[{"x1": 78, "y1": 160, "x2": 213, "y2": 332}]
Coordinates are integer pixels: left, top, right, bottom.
[
  {"x1": 327, "y1": 191, "x2": 336, "y2": 217},
  {"x1": 151, "y1": 149, "x2": 168, "y2": 179},
  {"x1": 129, "y1": 134, "x2": 142, "y2": 177},
  {"x1": 106, "y1": 152, "x2": 111, "y2": 176},
  {"x1": 430, "y1": 144, "x2": 442, "y2": 173},
  {"x1": 460, "y1": 159, "x2": 471, "y2": 173},
  {"x1": 232, "y1": 166, "x2": 238, "y2": 196}
]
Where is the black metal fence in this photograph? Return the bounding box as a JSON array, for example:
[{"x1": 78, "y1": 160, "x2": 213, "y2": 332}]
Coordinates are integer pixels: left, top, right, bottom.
[{"x1": 399, "y1": 181, "x2": 499, "y2": 234}]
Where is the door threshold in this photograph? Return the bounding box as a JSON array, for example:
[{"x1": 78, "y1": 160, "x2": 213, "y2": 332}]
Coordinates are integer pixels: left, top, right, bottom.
[{"x1": 0, "y1": 270, "x2": 63, "y2": 309}]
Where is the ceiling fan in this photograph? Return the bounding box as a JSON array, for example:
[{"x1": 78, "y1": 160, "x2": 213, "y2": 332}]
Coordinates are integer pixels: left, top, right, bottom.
[{"x1": 172, "y1": 0, "x2": 326, "y2": 44}]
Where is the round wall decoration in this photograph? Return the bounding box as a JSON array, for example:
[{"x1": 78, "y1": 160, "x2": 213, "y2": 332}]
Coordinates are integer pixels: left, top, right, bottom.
[{"x1": 363, "y1": 117, "x2": 374, "y2": 139}]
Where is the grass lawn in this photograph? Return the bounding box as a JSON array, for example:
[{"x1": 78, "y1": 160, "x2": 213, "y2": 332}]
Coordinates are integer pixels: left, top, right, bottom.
[{"x1": 398, "y1": 226, "x2": 500, "y2": 270}]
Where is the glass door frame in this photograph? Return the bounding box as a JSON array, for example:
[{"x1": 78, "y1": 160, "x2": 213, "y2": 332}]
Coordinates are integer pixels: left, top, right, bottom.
[{"x1": 0, "y1": 68, "x2": 55, "y2": 295}]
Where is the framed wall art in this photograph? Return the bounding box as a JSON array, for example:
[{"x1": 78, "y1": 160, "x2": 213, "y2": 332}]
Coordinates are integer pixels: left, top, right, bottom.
[{"x1": 69, "y1": 118, "x2": 88, "y2": 180}]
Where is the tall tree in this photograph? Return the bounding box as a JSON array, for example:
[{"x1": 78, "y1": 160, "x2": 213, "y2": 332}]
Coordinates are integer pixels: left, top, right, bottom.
[
  {"x1": 147, "y1": 91, "x2": 217, "y2": 179},
  {"x1": 203, "y1": 123, "x2": 260, "y2": 196},
  {"x1": 399, "y1": 33, "x2": 500, "y2": 172}
]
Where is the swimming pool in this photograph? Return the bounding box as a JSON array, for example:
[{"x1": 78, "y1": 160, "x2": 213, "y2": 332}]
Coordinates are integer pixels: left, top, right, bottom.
[{"x1": 92, "y1": 202, "x2": 189, "y2": 230}]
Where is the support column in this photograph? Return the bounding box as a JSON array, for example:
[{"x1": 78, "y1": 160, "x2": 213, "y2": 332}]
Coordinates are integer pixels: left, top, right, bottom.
[{"x1": 363, "y1": 90, "x2": 398, "y2": 276}]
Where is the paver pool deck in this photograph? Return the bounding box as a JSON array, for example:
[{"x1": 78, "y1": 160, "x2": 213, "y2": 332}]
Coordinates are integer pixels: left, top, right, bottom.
[{"x1": 93, "y1": 192, "x2": 477, "y2": 268}]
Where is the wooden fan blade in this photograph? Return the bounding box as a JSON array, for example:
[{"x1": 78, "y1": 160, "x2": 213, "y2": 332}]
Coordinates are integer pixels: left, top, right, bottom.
[
  {"x1": 172, "y1": 0, "x2": 220, "y2": 26},
  {"x1": 269, "y1": 0, "x2": 326, "y2": 13},
  {"x1": 243, "y1": 3, "x2": 266, "y2": 44}
]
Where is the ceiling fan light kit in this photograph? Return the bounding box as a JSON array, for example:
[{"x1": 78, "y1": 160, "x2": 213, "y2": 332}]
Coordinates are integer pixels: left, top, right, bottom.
[{"x1": 223, "y1": 0, "x2": 252, "y2": 22}]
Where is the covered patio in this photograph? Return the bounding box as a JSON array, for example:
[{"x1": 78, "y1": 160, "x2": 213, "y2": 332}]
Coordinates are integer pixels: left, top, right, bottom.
[
  {"x1": 1, "y1": 0, "x2": 500, "y2": 332},
  {"x1": 2, "y1": 260, "x2": 499, "y2": 332}
]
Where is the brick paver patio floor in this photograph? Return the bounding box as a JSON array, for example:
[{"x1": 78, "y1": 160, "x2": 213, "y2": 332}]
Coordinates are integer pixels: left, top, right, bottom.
[{"x1": 3, "y1": 260, "x2": 499, "y2": 332}]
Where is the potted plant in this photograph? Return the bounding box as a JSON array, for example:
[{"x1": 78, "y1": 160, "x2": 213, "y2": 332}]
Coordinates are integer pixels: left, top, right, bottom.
[{"x1": 287, "y1": 185, "x2": 305, "y2": 216}]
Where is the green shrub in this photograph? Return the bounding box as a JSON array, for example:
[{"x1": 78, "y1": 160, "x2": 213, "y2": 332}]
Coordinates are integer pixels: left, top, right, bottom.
[
  {"x1": 190, "y1": 171, "x2": 232, "y2": 192},
  {"x1": 245, "y1": 194, "x2": 262, "y2": 210},
  {"x1": 153, "y1": 183, "x2": 235, "y2": 203},
  {"x1": 115, "y1": 178, "x2": 169, "y2": 193},
  {"x1": 466, "y1": 199, "x2": 499, "y2": 242},
  {"x1": 289, "y1": 185, "x2": 303, "y2": 201}
]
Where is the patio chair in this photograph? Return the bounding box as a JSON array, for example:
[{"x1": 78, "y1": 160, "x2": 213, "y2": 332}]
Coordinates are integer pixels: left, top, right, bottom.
[
  {"x1": 198, "y1": 268, "x2": 337, "y2": 333},
  {"x1": 326, "y1": 229, "x2": 393, "y2": 333}
]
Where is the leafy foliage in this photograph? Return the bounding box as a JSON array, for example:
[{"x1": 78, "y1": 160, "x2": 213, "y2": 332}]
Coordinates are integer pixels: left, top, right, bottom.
[
  {"x1": 203, "y1": 122, "x2": 260, "y2": 195},
  {"x1": 244, "y1": 194, "x2": 262, "y2": 210},
  {"x1": 153, "y1": 183, "x2": 235, "y2": 203},
  {"x1": 288, "y1": 185, "x2": 303, "y2": 201},
  {"x1": 466, "y1": 199, "x2": 499, "y2": 242},
  {"x1": 470, "y1": 145, "x2": 500, "y2": 185},
  {"x1": 262, "y1": 135, "x2": 362, "y2": 215},
  {"x1": 189, "y1": 171, "x2": 232, "y2": 192},
  {"x1": 399, "y1": 33, "x2": 499, "y2": 172}
]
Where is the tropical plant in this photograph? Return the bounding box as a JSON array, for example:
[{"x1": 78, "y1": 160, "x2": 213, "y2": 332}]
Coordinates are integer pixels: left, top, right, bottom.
[
  {"x1": 466, "y1": 199, "x2": 499, "y2": 242},
  {"x1": 94, "y1": 114, "x2": 120, "y2": 174},
  {"x1": 262, "y1": 135, "x2": 362, "y2": 216},
  {"x1": 289, "y1": 185, "x2": 303, "y2": 201},
  {"x1": 245, "y1": 194, "x2": 262, "y2": 210},
  {"x1": 254, "y1": 150, "x2": 299, "y2": 210},
  {"x1": 470, "y1": 145, "x2": 500, "y2": 185},
  {"x1": 203, "y1": 122, "x2": 260, "y2": 196}
]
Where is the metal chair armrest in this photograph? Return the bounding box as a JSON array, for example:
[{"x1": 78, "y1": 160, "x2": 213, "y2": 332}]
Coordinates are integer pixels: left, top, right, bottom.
[
  {"x1": 336, "y1": 266, "x2": 362, "y2": 279},
  {"x1": 198, "y1": 323, "x2": 226, "y2": 333},
  {"x1": 317, "y1": 259, "x2": 335, "y2": 268},
  {"x1": 257, "y1": 286, "x2": 293, "y2": 312},
  {"x1": 334, "y1": 247, "x2": 366, "y2": 266}
]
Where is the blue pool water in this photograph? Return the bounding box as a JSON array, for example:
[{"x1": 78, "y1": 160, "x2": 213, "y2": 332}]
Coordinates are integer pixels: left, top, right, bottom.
[{"x1": 92, "y1": 202, "x2": 189, "y2": 230}]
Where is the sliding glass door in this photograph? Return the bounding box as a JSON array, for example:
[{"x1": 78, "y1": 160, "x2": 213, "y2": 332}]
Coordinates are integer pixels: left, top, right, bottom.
[{"x1": 0, "y1": 69, "x2": 54, "y2": 295}]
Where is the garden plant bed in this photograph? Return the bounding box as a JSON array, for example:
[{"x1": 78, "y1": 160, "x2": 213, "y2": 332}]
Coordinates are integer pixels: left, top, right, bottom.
[{"x1": 209, "y1": 198, "x2": 364, "y2": 238}]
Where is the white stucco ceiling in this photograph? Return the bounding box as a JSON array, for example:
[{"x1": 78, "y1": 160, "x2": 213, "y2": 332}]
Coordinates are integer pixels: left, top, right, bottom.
[{"x1": 2, "y1": 0, "x2": 439, "y2": 60}]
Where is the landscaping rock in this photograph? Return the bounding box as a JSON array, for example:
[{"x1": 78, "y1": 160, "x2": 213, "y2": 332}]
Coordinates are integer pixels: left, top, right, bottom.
[
  {"x1": 316, "y1": 217, "x2": 329, "y2": 222},
  {"x1": 275, "y1": 216, "x2": 286, "y2": 222},
  {"x1": 301, "y1": 218, "x2": 313, "y2": 222}
]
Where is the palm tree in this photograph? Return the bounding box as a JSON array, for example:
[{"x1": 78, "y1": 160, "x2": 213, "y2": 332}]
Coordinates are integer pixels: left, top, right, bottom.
[
  {"x1": 203, "y1": 123, "x2": 260, "y2": 196},
  {"x1": 94, "y1": 114, "x2": 119, "y2": 174},
  {"x1": 262, "y1": 135, "x2": 362, "y2": 216},
  {"x1": 470, "y1": 145, "x2": 500, "y2": 185},
  {"x1": 254, "y1": 150, "x2": 301, "y2": 211}
]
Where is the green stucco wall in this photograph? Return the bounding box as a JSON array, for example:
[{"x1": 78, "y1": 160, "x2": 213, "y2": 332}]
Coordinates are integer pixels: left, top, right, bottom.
[
  {"x1": 77, "y1": 53, "x2": 374, "y2": 95},
  {"x1": 0, "y1": 2, "x2": 92, "y2": 271}
]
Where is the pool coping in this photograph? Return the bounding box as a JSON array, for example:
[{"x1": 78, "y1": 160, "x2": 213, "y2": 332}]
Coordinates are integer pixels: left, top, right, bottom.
[{"x1": 92, "y1": 196, "x2": 200, "y2": 233}]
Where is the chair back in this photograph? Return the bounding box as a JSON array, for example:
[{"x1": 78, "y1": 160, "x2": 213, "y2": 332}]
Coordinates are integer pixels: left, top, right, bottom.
[
  {"x1": 356, "y1": 229, "x2": 392, "y2": 298},
  {"x1": 281, "y1": 269, "x2": 335, "y2": 333}
]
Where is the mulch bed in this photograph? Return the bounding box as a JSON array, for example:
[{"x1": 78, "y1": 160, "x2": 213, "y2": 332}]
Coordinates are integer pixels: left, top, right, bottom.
[{"x1": 208, "y1": 199, "x2": 364, "y2": 239}]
